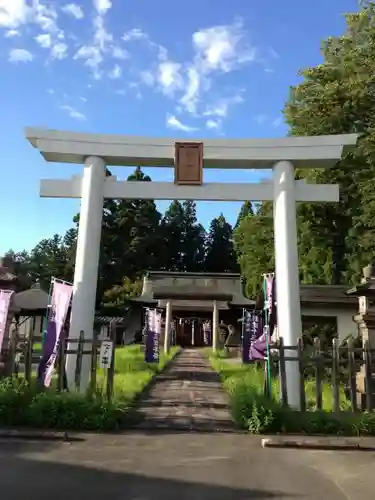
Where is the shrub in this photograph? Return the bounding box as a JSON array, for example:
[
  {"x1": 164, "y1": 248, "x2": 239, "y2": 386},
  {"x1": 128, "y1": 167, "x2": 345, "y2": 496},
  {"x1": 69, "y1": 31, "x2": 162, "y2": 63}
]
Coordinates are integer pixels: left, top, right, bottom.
[
  {"x1": 205, "y1": 349, "x2": 375, "y2": 436},
  {"x1": 0, "y1": 345, "x2": 180, "y2": 431}
]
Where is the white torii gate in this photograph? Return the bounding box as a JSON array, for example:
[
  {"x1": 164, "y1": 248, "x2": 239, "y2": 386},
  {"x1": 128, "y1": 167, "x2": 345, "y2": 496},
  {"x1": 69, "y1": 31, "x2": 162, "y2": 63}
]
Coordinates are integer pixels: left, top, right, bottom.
[{"x1": 25, "y1": 128, "x2": 357, "y2": 408}]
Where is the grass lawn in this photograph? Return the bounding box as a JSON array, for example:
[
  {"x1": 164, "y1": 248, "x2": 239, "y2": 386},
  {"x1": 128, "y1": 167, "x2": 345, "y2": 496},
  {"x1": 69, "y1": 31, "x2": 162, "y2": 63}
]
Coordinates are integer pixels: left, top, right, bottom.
[
  {"x1": 205, "y1": 349, "x2": 375, "y2": 435},
  {"x1": 207, "y1": 349, "x2": 350, "y2": 412},
  {"x1": 98, "y1": 344, "x2": 180, "y2": 403}
]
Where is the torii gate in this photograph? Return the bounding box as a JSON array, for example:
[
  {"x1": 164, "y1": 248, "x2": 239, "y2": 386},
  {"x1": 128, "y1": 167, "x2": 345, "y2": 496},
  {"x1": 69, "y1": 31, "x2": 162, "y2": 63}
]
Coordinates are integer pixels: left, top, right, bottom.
[{"x1": 25, "y1": 128, "x2": 357, "y2": 409}]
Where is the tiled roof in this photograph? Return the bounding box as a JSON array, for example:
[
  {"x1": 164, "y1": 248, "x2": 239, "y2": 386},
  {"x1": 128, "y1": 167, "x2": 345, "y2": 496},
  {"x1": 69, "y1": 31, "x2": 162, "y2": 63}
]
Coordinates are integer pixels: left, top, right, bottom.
[{"x1": 0, "y1": 270, "x2": 17, "y2": 282}]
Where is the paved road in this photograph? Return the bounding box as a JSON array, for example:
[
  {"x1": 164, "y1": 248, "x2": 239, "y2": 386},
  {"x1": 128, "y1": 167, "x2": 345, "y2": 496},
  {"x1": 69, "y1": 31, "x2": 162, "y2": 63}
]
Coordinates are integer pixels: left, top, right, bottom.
[
  {"x1": 0, "y1": 349, "x2": 374, "y2": 499},
  {"x1": 1, "y1": 432, "x2": 374, "y2": 499}
]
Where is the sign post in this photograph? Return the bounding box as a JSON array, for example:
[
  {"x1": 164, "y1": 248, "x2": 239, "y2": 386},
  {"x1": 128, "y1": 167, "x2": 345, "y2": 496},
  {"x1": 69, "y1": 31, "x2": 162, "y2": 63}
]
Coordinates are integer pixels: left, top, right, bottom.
[{"x1": 99, "y1": 340, "x2": 113, "y2": 369}]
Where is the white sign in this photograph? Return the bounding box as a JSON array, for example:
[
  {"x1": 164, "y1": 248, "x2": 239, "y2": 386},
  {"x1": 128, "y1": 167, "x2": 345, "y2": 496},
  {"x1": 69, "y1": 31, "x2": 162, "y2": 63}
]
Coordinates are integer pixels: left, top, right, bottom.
[{"x1": 99, "y1": 340, "x2": 113, "y2": 369}]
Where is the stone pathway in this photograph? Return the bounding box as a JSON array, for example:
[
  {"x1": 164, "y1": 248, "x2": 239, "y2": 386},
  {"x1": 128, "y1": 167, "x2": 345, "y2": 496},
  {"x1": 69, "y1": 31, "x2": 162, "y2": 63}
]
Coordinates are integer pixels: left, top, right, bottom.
[{"x1": 135, "y1": 349, "x2": 235, "y2": 432}]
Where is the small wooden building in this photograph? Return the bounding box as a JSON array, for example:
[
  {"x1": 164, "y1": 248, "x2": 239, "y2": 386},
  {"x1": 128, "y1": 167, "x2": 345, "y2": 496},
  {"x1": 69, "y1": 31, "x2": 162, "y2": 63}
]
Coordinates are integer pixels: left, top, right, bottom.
[{"x1": 131, "y1": 271, "x2": 255, "y2": 347}]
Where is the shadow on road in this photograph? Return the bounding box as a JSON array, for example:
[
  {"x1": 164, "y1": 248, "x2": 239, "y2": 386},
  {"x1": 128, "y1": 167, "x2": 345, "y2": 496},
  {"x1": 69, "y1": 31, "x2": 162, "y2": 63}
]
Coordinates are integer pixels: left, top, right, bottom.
[{"x1": 0, "y1": 441, "x2": 294, "y2": 500}]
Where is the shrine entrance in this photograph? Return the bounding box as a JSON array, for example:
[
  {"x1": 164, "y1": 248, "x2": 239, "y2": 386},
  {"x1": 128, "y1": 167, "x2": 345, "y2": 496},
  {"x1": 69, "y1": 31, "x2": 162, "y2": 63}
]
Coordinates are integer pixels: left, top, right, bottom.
[
  {"x1": 174, "y1": 318, "x2": 200, "y2": 348},
  {"x1": 26, "y1": 127, "x2": 357, "y2": 408}
]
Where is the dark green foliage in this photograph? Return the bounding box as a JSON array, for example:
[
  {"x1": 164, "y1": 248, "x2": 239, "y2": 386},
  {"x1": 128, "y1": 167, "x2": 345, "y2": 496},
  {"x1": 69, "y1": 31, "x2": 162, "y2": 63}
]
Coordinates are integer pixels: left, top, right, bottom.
[
  {"x1": 234, "y1": 202, "x2": 274, "y2": 297},
  {"x1": 204, "y1": 214, "x2": 239, "y2": 273},
  {"x1": 0, "y1": 346, "x2": 179, "y2": 431},
  {"x1": 0, "y1": 378, "x2": 129, "y2": 431},
  {"x1": 234, "y1": 3, "x2": 375, "y2": 296}
]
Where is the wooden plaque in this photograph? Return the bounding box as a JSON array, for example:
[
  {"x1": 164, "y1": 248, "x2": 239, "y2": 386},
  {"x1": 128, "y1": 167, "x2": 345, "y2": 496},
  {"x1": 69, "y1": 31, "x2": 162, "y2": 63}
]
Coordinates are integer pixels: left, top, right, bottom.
[{"x1": 174, "y1": 142, "x2": 203, "y2": 185}]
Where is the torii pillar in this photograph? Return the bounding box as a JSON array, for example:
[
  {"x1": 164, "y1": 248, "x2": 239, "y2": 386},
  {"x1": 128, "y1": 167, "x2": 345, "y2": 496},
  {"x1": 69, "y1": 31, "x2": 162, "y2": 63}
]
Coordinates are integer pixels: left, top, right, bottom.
[{"x1": 273, "y1": 161, "x2": 303, "y2": 408}]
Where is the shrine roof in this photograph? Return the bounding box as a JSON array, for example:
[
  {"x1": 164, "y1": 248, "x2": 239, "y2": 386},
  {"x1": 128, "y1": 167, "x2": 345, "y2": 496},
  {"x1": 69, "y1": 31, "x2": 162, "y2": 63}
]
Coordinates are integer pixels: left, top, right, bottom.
[
  {"x1": 254, "y1": 284, "x2": 357, "y2": 309},
  {"x1": 0, "y1": 269, "x2": 17, "y2": 282},
  {"x1": 14, "y1": 284, "x2": 49, "y2": 311},
  {"x1": 131, "y1": 271, "x2": 254, "y2": 307}
]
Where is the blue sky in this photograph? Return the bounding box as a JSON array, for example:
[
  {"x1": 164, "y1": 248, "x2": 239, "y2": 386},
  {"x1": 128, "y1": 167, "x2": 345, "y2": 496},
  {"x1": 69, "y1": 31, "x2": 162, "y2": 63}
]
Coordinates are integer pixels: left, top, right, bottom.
[{"x1": 0, "y1": 0, "x2": 359, "y2": 255}]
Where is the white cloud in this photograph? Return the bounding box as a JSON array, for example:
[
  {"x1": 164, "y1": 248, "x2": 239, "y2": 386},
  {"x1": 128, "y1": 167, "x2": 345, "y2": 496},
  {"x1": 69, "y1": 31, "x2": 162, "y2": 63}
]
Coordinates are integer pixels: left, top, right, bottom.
[
  {"x1": 166, "y1": 115, "x2": 198, "y2": 132},
  {"x1": 255, "y1": 114, "x2": 267, "y2": 125},
  {"x1": 93, "y1": 14, "x2": 112, "y2": 50},
  {"x1": 60, "y1": 104, "x2": 86, "y2": 121},
  {"x1": 61, "y1": 3, "x2": 84, "y2": 20},
  {"x1": 0, "y1": 0, "x2": 63, "y2": 41},
  {"x1": 156, "y1": 44, "x2": 168, "y2": 61},
  {"x1": 51, "y1": 42, "x2": 68, "y2": 60},
  {"x1": 175, "y1": 19, "x2": 254, "y2": 115},
  {"x1": 158, "y1": 61, "x2": 184, "y2": 96},
  {"x1": 127, "y1": 82, "x2": 142, "y2": 100},
  {"x1": 35, "y1": 32, "x2": 51, "y2": 48},
  {"x1": 93, "y1": 0, "x2": 112, "y2": 15},
  {"x1": 269, "y1": 47, "x2": 279, "y2": 59},
  {"x1": 203, "y1": 93, "x2": 244, "y2": 118},
  {"x1": 192, "y1": 19, "x2": 256, "y2": 74},
  {"x1": 109, "y1": 64, "x2": 121, "y2": 79},
  {"x1": 206, "y1": 119, "x2": 221, "y2": 130},
  {"x1": 112, "y1": 46, "x2": 128, "y2": 59},
  {"x1": 74, "y1": 44, "x2": 103, "y2": 79},
  {"x1": 74, "y1": 1, "x2": 120, "y2": 79},
  {"x1": 179, "y1": 66, "x2": 202, "y2": 114},
  {"x1": 140, "y1": 70, "x2": 154, "y2": 86},
  {"x1": 34, "y1": 2, "x2": 59, "y2": 33},
  {"x1": 122, "y1": 28, "x2": 148, "y2": 42},
  {"x1": 9, "y1": 47, "x2": 33, "y2": 63},
  {"x1": 272, "y1": 116, "x2": 283, "y2": 128},
  {"x1": 4, "y1": 29, "x2": 20, "y2": 37},
  {"x1": 146, "y1": 19, "x2": 252, "y2": 120},
  {"x1": 0, "y1": 0, "x2": 30, "y2": 28},
  {"x1": 1, "y1": 8, "x2": 253, "y2": 130}
]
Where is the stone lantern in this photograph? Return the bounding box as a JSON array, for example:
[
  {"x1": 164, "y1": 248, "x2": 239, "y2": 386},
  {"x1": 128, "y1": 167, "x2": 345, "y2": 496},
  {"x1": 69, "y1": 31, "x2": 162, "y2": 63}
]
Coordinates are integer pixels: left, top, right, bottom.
[{"x1": 346, "y1": 264, "x2": 375, "y2": 408}]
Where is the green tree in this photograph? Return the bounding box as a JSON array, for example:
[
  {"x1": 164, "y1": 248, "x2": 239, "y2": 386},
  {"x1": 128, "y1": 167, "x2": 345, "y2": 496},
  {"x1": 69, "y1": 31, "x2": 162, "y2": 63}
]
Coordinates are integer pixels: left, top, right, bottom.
[
  {"x1": 62, "y1": 227, "x2": 77, "y2": 283},
  {"x1": 204, "y1": 214, "x2": 239, "y2": 273},
  {"x1": 103, "y1": 276, "x2": 143, "y2": 307},
  {"x1": 2, "y1": 250, "x2": 34, "y2": 290},
  {"x1": 234, "y1": 203, "x2": 274, "y2": 297},
  {"x1": 234, "y1": 201, "x2": 254, "y2": 229},
  {"x1": 160, "y1": 200, "x2": 185, "y2": 271},
  {"x1": 284, "y1": 2, "x2": 375, "y2": 285},
  {"x1": 180, "y1": 200, "x2": 205, "y2": 272},
  {"x1": 98, "y1": 167, "x2": 162, "y2": 305},
  {"x1": 28, "y1": 234, "x2": 70, "y2": 288}
]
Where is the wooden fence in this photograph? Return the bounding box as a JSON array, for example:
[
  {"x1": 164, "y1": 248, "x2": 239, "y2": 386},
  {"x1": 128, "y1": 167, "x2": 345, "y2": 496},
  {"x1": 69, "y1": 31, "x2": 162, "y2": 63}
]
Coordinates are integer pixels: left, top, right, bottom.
[
  {"x1": 0, "y1": 329, "x2": 117, "y2": 402},
  {"x1": 268, "y1": 337, "x2": 375, "y2": 412}
]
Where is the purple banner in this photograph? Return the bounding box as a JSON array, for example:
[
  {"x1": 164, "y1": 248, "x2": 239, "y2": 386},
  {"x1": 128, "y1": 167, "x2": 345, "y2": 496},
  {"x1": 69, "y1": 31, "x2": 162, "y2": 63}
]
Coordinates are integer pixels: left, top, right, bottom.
[
  {"x1": 250, "y1": 331, "x2": 266, "y2": 361},
  {"x1": 265, "y1": 275, "x2": 275, "y2": 315},
  {"x1": 242, "y1": 311, "x2": 264, "y2": 363},
  {"x1": 38, "y1": 281, "x2": 73, "y2": 387},
  {"x1": 203, "y1": 320, "x2": 211, "y2": 346},
  {"x1": 0, "y1": 290, "x2": 14, "y2": 355},
  {"x1": 145, "y1": 309, "x2": 161, "y2": 363}
]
